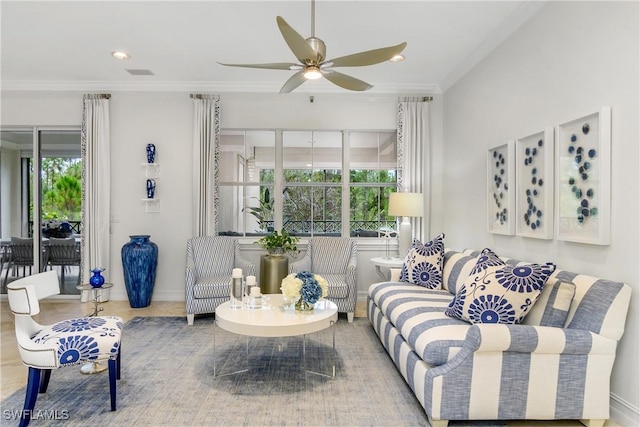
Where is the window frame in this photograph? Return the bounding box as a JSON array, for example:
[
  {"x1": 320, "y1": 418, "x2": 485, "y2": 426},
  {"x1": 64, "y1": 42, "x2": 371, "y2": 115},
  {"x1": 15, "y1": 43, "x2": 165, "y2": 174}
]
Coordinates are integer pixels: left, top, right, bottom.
[{"x1": 218, "y1": 128, "x2": 397, "y2": 238}]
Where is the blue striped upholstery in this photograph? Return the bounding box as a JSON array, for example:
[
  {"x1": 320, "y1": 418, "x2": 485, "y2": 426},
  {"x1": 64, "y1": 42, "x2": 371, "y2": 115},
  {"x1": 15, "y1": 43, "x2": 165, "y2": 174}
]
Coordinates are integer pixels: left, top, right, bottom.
[
  {"x1": 522, "y1": 278, "x2": 575, "y2": 327},
  {"x1": 185, "y1": 237, "x2": 256, "y2": 324},
  {"x1": 367, "y1": 248, "x2": 632, "y2": 426},
  {"x1": 289, "y1": 237, "x2": 357, "y2": 320}
]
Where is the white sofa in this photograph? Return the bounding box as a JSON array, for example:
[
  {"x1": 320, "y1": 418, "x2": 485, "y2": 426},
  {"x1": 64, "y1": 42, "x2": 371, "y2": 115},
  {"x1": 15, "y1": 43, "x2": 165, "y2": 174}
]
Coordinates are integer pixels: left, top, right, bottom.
[{"x1": 367, "y1": 248, "x2": 632, "y2": 427}]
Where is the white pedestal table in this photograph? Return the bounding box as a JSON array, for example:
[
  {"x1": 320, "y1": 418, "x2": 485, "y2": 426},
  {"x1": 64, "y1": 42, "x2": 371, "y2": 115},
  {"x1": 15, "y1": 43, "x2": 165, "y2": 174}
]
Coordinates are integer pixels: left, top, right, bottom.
[{"x1": 214, "y1": 294, "x2": 338, "y2": 378}]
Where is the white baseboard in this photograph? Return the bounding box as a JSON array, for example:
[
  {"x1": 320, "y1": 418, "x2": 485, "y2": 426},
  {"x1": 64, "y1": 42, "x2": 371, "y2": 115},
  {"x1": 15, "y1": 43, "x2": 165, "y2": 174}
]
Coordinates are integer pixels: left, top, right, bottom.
[
  {"x1": 610, "y1": 392, "x2": 639, "y2": 427},
  {"x1": 107, "y1": 289, "x2": 185, "y2": 302}
]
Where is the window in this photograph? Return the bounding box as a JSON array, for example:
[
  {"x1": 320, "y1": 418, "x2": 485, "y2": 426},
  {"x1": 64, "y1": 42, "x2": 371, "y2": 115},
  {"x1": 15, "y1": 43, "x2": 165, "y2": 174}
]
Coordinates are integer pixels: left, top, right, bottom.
[
  {"x1": 218, "y1": 129, "x2": 397, "y2": 238},
  {"x1": 349, "y1": 131, "x2": 397, "y2": 237},
  {"x1": 283, "y1": 131, "x2": 342, "y2": 236},
  {"x1": 1, "y1": 128, "x2": 82, "y2": 295},
  {"x1": 218, "y1": 130, "x2": 275, "y2": 236}
]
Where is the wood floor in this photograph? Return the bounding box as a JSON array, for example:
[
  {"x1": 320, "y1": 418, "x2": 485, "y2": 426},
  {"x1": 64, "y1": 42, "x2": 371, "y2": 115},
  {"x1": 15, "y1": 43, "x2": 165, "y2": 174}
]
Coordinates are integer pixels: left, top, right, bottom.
[{"x1": 0, "y1": 299, "x2": 620, "y2": 427}]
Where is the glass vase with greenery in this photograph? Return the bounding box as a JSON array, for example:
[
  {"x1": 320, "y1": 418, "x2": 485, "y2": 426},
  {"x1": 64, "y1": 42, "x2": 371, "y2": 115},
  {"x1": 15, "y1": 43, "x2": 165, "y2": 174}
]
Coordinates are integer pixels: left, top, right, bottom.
[{"x1": 257, "y1": 229, "x2": 299, "y2": 257}]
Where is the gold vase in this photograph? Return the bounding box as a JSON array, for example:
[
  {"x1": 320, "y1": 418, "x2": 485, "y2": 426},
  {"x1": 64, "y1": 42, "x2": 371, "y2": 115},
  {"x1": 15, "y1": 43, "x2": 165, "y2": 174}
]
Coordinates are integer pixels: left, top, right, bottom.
[{"x1": 295, "y1": 298, "x2": 314, "y2": 312}]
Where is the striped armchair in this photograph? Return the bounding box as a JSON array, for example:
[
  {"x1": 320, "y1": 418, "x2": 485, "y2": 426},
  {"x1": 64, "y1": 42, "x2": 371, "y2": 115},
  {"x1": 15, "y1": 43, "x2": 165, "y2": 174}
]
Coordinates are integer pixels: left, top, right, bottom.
[
  {"x1": 185, "y1": 237, "x2": 255, "y2": 325},
  {"x1": 289, "y1": 237, "x2": 357, "y2": 322}
]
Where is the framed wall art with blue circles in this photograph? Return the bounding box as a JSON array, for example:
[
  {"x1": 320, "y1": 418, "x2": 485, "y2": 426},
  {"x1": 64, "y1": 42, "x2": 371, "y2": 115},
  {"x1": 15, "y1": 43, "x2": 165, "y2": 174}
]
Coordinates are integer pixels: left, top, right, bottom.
[
  {"x1": 487, "y1": 141, "x2": 515, "y2": 235},
  {"x1": 555, "y1": 106, "x2": 611, "y2": 245},
  {"x1": 515, "y1": 128, "x2": 554, "y2": 239}
]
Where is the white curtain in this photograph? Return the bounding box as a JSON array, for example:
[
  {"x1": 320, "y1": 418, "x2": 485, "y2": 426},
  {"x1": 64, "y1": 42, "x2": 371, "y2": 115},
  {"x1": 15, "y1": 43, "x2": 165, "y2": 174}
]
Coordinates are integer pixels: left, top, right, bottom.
[
  {"x1": 81, "y1": 94, "x2": 111, "y2": 300},
  {"x1": 397, "y1": 99, "x2": 431, "y2": 241},
  {"x1": 192, "y1": 95, "x2": 220, "y2": 236}
]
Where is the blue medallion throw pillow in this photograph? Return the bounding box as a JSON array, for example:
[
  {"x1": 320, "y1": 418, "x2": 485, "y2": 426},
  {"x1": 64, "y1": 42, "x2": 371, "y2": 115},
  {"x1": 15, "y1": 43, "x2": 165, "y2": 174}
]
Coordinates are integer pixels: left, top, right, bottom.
[
  {"x1": 445, "y1": 248, "x2": 556, "y2": 324},
  {"x1": 399, "y1": 233, "x2": 445, "y2": 289}
]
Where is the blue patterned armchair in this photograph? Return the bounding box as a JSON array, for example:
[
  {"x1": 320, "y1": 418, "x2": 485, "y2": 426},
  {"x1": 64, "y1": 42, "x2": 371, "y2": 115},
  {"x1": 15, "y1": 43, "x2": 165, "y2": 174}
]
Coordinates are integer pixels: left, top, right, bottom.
[
  {"x1": 7, "y1": 270, "x2": 122, "y2": 427},
  {"x1": 185, "y1": 237, "x2": 255, "y2": 325},
  {"x1": 289, "y1": 237, "x2": 357, "y2": 322}
]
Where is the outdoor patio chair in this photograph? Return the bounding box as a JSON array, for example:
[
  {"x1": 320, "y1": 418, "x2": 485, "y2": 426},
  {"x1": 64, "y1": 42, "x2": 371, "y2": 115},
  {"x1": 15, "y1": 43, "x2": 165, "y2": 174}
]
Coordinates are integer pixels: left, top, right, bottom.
[{"x1": 46, "y1": 237, "x2": 81, "y2": 287}]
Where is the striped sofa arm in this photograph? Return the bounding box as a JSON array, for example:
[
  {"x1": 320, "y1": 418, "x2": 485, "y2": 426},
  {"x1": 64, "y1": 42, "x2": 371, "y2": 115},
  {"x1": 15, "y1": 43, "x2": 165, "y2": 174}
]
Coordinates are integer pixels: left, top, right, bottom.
[
  {"x1": 468, "y1": 324, "x2": 618, "y2": 355},
  {"x1": 425, "y1": 323, "x2": 618, "y2": 424}
]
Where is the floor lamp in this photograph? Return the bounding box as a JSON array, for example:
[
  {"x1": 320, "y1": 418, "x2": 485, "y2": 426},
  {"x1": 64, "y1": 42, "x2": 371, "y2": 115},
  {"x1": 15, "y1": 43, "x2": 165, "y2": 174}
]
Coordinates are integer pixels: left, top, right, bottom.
[{"x1": 388, "y1": 192, "x2": 423, "y2": 258}]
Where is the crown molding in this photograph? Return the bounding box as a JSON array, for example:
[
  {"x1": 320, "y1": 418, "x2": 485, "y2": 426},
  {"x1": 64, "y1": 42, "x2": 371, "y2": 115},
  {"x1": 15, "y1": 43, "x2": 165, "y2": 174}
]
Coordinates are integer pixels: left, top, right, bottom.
[{"x1": 1, "y1": 80, "x2": 441, "y2": 95}]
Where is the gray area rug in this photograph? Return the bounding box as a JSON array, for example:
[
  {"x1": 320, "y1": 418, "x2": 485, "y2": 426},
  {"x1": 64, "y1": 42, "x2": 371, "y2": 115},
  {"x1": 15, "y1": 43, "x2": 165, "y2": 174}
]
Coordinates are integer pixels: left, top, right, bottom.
[{"x1": 1, "y1": 316, "x2": 506, "y2": 427}]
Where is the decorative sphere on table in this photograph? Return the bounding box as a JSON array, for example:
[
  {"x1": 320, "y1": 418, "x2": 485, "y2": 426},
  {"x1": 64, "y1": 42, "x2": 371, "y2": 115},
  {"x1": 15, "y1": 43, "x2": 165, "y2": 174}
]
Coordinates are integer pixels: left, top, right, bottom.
[{"x1": 121, "y1": 235, "x2": 158, "y2": 308}]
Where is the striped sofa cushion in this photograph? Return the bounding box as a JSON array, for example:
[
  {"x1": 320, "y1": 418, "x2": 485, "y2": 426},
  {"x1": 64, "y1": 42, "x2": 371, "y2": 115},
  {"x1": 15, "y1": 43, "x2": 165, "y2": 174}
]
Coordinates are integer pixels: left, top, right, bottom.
[
  {"x1": 552, "y1": 270, "x2": 631, "y2": 341},
  {"x1": 522, "y1": 278, "x2": 576, "y2": 327},
  {"x1": 368, "y1": 282, "x2": 470, "y2": 366},
  {"x1": 457, "y1": 249, "x2": 631, "y2": 338},
  {"x1": 442, "y1": 249, "x2": 477, "y2": 294}
]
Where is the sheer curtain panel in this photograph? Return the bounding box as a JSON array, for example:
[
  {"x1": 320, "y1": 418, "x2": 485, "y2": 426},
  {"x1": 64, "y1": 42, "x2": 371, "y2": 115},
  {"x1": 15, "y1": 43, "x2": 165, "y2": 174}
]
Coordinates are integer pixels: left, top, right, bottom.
[
  {"x1": 192, "y1": 95, "x2": 220, "y2": 236},
  {"x1": 397, "y1": 99, "x2": 431, "y2": 241},
  {"x1": 81, "y1": 94, "x2": 111, "y2": 301}
]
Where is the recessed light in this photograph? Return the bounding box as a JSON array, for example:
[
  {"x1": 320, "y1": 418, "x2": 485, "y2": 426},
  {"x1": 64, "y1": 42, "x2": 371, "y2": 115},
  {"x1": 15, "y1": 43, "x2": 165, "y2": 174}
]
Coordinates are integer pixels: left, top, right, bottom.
[
  {"x1": 390, "y1": 54, "x2": 405, "y2": 62},
  {"x1": 111, "y1": 51, "x2": 131, "y2": 60}
]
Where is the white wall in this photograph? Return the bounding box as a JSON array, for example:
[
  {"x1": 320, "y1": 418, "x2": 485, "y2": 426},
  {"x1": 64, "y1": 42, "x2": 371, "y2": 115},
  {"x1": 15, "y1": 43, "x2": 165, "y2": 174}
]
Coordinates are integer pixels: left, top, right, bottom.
[
  {"x1": 442, "y1": 2, "x2": 639, "y2": 424},
  {"x1": 1, "y1": 91, "x2": 444, "y2": 303}
]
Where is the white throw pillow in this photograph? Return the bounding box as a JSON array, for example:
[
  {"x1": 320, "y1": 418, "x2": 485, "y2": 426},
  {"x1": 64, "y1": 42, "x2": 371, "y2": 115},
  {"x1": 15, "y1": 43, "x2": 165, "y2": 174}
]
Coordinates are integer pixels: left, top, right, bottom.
[
  {"x1": 399, "y1": 233, "x2": 445, "y2": 289},
  {"x1": 445, "y1": 248, "x2": 556, "y2": 324}
]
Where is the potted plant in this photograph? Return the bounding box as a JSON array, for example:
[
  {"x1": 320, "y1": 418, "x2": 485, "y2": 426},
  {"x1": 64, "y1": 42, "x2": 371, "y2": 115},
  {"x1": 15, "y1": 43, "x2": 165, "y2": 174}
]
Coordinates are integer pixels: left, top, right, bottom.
[
  {"x1": 257, "y1": 229, "x2": 299, "y2": 257},
  {"x1": 244, "y1": 189, "x2": 274, "y2": 232}
]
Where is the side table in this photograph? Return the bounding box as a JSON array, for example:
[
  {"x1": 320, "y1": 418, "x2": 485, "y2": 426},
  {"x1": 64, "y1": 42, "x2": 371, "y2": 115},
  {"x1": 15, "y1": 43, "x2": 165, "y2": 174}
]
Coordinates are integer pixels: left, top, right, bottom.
[
  {"x1": 370, "y1": 257, "x2": 404, "y2": 281},
  {"x1": 76, "y1": 283, "x2": 114, "y2": 317},
  {"x1": 76, "y1": 282, "x2": 114, "y2": 374}
]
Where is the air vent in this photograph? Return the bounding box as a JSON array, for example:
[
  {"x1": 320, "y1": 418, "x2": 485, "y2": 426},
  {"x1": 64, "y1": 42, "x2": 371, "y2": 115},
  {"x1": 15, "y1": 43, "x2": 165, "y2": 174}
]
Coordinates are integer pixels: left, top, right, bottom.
[{"x1": 126, "y1": 69, "x2": 154, "y2": 76}]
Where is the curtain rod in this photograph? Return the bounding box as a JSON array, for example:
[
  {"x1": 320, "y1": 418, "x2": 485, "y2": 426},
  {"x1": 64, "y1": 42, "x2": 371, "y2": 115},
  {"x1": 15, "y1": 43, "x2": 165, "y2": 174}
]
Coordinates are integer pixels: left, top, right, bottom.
[
  {"x1": 190, "y1": 94, "x2": 220, "y2": 100},
  {"x1": 398, "y1": 96, "x2": 433, "y2": 102},
  {"x1": 83, "y1": 93, "x2": 111, "y2": 99}
]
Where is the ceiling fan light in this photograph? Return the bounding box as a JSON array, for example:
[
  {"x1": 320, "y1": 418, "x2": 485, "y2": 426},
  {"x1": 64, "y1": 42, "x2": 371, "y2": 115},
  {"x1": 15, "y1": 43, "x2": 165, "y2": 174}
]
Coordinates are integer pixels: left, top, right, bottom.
[
  {"x1": 390, "y1": 54, "x2": 405, "y2": 62},
  {"x1": 304, "y1": 66, "x2": 322, "y2": 80},
  {"x1": 111, "y1": 51, "x2": 131, "y2": 60}
]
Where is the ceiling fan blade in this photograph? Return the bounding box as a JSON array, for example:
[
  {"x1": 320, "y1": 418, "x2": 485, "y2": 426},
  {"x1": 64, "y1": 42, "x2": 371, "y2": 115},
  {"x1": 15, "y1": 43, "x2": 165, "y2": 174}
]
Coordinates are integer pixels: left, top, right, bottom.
[
  {"x1": 217, "y1": 62, "x2": 299, "y2": 70},
  {"x1": 326, "y1": 42, "x2": 407, "y2": 68},
  {"x1": 276, "y1": 16, "x2": 318, "y2": 63},
  {"x1": 322, "y1": 70, "x2": 373, "y2": 91},
  {"x1": 280, "y1": 70, "x2": 307, "y2": 94}
]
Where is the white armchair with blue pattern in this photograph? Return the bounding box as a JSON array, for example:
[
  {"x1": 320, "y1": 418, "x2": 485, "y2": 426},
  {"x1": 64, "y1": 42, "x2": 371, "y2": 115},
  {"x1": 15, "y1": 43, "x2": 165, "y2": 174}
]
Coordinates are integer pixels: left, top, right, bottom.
[
  {"x1": 7, "y1": 270, "x2": 123, "y2": 427},
  {"x1": 289, "y1": 237, "x2": 357, "y2": 322},
  {"x1": 185, "y1": 237, "x2": 256, "y2": 325}
]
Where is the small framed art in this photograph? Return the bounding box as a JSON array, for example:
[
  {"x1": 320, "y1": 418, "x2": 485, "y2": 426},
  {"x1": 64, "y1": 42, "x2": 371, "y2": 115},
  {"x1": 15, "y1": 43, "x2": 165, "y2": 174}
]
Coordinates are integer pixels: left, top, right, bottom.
[
  {"x1": 555, "y1": 106, "x2": 611, "y2": 245},
  {"x1": 516, "y1": 128, "x2": 554, "y2": 239},
  {"x1": 487, "y1": 141, "x2": 515, "y2": 235}
]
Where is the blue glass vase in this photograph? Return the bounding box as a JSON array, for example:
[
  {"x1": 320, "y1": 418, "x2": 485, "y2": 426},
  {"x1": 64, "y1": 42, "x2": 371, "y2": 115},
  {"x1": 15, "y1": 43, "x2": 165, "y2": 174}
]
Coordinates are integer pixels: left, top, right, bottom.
[
  {"x1": 121, "y1": 235, "x2": 158, "y2": 308},
  {"x1": 146, "y1": 143, "x2": 156, "y2": 163},
  {"x1": 146, "y1": 179, "x2": 156, "y2": 198},
  {"x1": 89, "y1": 268, "x2": 105, "y2": 288}
]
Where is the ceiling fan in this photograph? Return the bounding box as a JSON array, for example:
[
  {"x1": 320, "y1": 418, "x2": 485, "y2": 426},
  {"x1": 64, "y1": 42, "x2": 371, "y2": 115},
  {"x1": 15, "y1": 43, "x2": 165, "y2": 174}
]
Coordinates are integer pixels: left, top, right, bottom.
[{"x1": 218, "y1": 0, "x2": 407, "y2": 94}]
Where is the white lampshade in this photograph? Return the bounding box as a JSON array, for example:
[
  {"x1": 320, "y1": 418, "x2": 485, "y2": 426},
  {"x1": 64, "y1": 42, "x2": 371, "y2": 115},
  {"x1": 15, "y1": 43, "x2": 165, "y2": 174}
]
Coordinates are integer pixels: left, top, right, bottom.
[
  {"x1": 388, "y1": 192, "x2": 423, "y2": 258},
  {"x1": 388, "y1": 192, "x2": 423, "y2": 217}
]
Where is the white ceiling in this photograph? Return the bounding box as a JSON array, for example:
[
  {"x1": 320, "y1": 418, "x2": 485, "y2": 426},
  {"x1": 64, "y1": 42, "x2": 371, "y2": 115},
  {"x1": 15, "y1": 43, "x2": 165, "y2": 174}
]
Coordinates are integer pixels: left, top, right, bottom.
[{"x1": 0, "y1": 1, "x2": 544, "y2": 95}]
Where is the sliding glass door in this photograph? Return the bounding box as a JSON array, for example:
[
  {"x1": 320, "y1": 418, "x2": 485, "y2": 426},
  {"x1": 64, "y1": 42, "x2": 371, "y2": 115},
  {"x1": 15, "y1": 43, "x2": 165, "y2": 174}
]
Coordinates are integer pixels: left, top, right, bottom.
[{"x1": 1, "y1": 127, "x2": 81, "y2": 295}]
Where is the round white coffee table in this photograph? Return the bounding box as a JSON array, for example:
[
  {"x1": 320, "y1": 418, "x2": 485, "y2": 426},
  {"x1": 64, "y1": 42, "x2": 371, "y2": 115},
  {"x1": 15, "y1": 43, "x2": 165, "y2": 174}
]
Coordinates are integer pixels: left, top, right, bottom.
[{"x1": 214, "y1": 294, "x2": 338, "y2": 377}]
